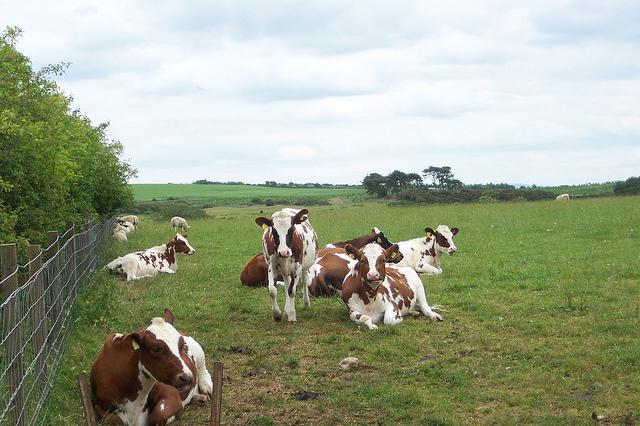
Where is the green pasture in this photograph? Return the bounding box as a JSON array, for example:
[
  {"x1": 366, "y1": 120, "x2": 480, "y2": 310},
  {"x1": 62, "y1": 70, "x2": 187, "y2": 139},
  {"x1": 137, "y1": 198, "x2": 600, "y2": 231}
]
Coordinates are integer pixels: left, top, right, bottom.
[
  {"x1": 46, "y1": 197, "x2": 639, "y2": 424},
  {"x1": 131, "y1": 183, "x2": 365, "y2": 203}
]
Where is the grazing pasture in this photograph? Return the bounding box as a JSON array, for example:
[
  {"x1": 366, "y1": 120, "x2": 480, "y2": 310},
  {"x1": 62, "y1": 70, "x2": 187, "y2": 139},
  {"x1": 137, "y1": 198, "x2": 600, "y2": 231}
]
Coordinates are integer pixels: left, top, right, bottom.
[
  {"x1": 45, "y1": 197, "x2": 639, "y2": 424},
  {"x1": 132, "y1": 183, "x2": 365, "y2": 203}
]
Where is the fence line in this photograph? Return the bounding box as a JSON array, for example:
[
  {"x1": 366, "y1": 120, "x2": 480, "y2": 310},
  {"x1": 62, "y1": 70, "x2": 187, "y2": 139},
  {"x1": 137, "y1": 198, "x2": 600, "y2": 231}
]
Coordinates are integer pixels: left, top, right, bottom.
[{"x1": 0, "y1": 217, "x2": 115, "y2": 425}]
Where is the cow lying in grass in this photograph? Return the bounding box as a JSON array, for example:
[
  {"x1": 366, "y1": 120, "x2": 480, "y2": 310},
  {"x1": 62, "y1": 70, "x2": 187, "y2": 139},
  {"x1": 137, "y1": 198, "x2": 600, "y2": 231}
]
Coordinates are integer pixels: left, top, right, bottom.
[
  {"x1": 341, "y1": 243, "x2": 442, "y2": 330},
  {"x1": 104, "y1": 234, "x2": 195, "y2": 281},
  {"x1": 91, "y1": 309, "x2": 212, "y2": 425},
  {"x1": 308, "y1": 228, "x2": 399, "y2": 297},
  {"x1": 394, "y1": 225, "x2": 459, "y2": 275}
]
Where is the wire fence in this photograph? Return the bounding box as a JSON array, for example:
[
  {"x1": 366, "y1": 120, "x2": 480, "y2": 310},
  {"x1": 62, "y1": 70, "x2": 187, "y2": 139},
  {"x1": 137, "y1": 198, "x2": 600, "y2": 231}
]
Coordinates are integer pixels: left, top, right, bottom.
[{"x1": 0, "y1": 217, "x2": 114, "y2": 425}]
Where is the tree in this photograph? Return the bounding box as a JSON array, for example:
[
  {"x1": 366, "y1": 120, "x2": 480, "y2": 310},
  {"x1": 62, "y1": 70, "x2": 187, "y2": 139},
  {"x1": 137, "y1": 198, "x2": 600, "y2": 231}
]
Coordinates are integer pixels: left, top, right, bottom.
[
  {"x1": 386, "y1": 170, "x2": 410, "y2": 195},
  {"x1": 614, "y1": 177, "x2": 640, "y2": 195},
  {"x1": 422, "y1": 166, "x2": 455, "y2": 189},
  {"x1": 406, "y1": 173, "x2": 423, "y2": 187},
  {"x1": 362, "y1": 173, "x2": 388, "y2": 198}
]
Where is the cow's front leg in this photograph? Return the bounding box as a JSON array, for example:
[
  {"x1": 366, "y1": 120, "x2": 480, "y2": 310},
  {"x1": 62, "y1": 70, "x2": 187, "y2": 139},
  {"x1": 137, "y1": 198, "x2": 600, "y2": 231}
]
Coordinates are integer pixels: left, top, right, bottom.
[
  {"x1": 268, "y1": 267, "x2": 282, "y2": 322},
  {"x1": 417, "y1": 262, "x2": 442, "y2": 275},
  {"x1": 349, "y1": 309, "x2": 378, "y2": 330},
  {"x1": 159, "y1": 266, "x2": 175, "y2": 274},
  {"x1": 284, "y1": 273, "x2": 297, "y2": 323}
]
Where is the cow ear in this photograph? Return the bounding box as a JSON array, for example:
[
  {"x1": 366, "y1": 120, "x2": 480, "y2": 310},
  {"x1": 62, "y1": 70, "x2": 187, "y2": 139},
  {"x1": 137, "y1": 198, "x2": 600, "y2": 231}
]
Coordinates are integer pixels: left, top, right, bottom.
[
  {"x1": 344, "y1": 244, "x2": 360, "y2": 261},
  {"x1": 425, "y1": 227, "x2": 435, "y2": 237},
  {"x1": 385, "y1": 244, "x2": 402, "y2": 263},
  {"x1": 129, "y1": 332, "x2": 143, "y2": 350},
  {"x1": 293, "y1": 209, "x2": 309, "y2": 224},
  {"x1": 450, "y1": 227, "x2": 459, "y2": 235},
  {"x1": 255, "y1": 217, "x2": 273, "y2": 230},
  {"x1": 163, "y1": 308, "x2": 175, "y2": 325},
  {"x1": 372, "y1": 227, "x2": 381, "y2": 235}
]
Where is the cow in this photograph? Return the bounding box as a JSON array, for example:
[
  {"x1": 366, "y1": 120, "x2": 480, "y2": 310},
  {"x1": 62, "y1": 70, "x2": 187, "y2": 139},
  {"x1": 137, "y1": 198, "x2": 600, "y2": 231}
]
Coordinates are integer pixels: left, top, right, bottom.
[
  {"x1": 308, "y1": 228, "x2": 401, "y2": 297},
  {"x1": 255, "y1": 208, "x2": 318, "y2": 322},
  {"x1": 171, "y1": 216, "x2": 190, "y2": 233},
  {"x1": 104, "y1": 234, "x2": 195, "y2": 281},
  {"x1": 341, "y1": 243, "x2": 442, "y2": 330},
  {"x1": 555, "y1": 193, "x2": 570, "y2": 201},
  {"x1": 91, "y1": 309, "x2": 213, "y2": 425},
  {"x1": 240, "y1": 228, "x2": 393, "y2": 289},
  {"x1": 394, "y1": 225, "x2": 459, "y2": 275}
]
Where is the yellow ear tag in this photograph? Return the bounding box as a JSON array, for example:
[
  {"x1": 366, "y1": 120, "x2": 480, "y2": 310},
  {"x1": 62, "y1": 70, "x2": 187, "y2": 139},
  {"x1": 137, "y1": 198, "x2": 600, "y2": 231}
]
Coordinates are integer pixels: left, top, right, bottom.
[
  {"x1": 348, "y1": 253, "x2": 356, "y2": 259},
  {"x1": 377, "y1": 238, "x2": 382, "y2": 243},
  {"x1": 132, "y1": 340, "x2": 140, "y2": 350},
  {"x1": 426, "y1": 232, "x2": 432, "y2": 237},
  {"x1": 262, "y1": 224, "x2": 268, "y2": 230},
  {"x1": 390, "y1": 252, "x2": 397, "y2": 259}
]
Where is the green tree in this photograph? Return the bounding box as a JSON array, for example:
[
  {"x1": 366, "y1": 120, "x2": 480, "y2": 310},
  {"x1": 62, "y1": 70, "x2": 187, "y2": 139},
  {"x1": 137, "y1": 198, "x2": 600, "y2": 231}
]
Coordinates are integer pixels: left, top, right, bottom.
[
  {"x1": 386, "y1": 170, "x2": 409, "y2": 195},
  {"x1": 613, "y1": 177, "x2": 640, "y2": 195},
  {"x1": 362, "y1": 173, "x2": 388, "y2": 198},
  {"x1": 406, "y1": 173, "x2": 423, "y2": 187},
  {"x1": 422, "y1": 166, "x2": 455, "y2": 189}
]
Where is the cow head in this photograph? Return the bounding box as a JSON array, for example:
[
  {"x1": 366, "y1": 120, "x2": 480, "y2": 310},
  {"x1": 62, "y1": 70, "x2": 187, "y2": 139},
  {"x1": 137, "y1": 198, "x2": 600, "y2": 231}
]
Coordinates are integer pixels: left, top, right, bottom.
[
  {"x1": 425, "y1": 225, "x2": 459, "y2": 256},
  {"x1": 345, "y1": 243, "x2": 401, "y2": 288},
  {"x1": 256, "y1": 209, "x2": 308, "y2": 258},
  {"x1": 169, "y1": 234, "x2": 195, "y2": 255},
  {"x1": 128, "y1": 309, "x2": 194, "y2": 391},
  {"x1": 369, "y1": 227, "x2": 394, "y2": 250}
]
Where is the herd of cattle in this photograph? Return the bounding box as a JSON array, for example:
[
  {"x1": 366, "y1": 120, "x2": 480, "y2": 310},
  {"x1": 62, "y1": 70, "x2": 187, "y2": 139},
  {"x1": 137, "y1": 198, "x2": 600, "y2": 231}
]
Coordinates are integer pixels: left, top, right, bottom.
[{"x1": 97, "y1": 207, "x2": 459, "y2": 424}]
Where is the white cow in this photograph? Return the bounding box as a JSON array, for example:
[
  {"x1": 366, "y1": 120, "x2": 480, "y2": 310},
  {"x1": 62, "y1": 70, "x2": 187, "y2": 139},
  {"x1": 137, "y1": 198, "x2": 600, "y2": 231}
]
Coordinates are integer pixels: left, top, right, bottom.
[
  {"x1": 171, "y1": 216, "x2": 190, "y2": 233},
  {"x1": 105, "y1": 234, "x2": 195, "y2": 281},
  {"x1": 395, "y1": 225, "x2": 459, "y2": 275},
  {"x1": 555, "y1": 194, "x2": 570, "y2": 201},
  {"x1": 255, "y1": 208, "x2": 318, "y2": 322}
]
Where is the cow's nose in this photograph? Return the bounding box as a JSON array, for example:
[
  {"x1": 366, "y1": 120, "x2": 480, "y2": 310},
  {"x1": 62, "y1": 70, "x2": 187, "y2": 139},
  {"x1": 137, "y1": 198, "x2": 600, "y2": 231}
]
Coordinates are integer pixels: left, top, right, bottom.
[
  {"x1": 178, "y1": 373, "x2": 193, "y2": 385},
  {"x1": 278, "y1": 250, "x2": 290, "y2": 258},
  {"x1": 367, "y1": 272, "x2": 380, "y2": 280},
  {"x1": 449, "y1": 248, "x2": 457, "y2": 254}
]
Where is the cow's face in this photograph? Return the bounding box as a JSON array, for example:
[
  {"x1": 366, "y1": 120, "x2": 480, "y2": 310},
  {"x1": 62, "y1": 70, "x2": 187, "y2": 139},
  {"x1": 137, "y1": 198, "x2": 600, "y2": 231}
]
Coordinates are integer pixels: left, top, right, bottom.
[
  {"x1": 426, "y1": 225, "x2": 459, "y2": 255},
  {"x1": 345, "y1": 243, "x2": 401, "y2": 287},
  {"x1": 131, "y1": 309, "x2": 193, "y2": 390},
  {"x1": 173, "y1": 234, "x2": 195, "y2": 255},
  {"x1": 256, "y1": 209, "x2": 308, "y2": 258}
]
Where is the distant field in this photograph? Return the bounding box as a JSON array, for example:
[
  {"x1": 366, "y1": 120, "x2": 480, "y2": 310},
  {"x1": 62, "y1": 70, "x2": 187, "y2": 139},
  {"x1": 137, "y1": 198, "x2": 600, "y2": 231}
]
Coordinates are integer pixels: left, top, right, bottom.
[
  {"x1": 46, "y1": 196, "x2": 639, "y2": 424},
  {"x1": 545, "y1": 182, "x2": 616, "y2": 197},
  {"x1": 131, "y1": 183, "x2": 365, "y2": 203}
]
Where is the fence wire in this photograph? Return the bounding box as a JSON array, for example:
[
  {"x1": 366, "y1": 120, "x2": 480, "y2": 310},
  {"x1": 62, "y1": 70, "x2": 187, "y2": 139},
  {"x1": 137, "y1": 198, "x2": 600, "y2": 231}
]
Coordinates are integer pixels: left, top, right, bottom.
[{"x1": 0, "y1": 218, "x2": 114, "y2": 425}]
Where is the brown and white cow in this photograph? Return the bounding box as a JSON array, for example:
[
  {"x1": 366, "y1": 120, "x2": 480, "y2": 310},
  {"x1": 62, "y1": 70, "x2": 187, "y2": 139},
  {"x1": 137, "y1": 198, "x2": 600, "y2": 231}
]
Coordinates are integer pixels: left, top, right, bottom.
[
  {"x1": 341, "y1": 243, "x2": 442, "y2": 330},
  {"x1": 91, "y1": 309, "x2": 213, "y2": 425},
  {"x1": 394, "y1": 225, "x2": 459, "y2": 275},
  {"x1": 104, "y1": 234, "x2": 195, "y2": 281},
  {"x1": 308, "y1": 228, "x2": 400, "y2": 297},
  {"x1": 240, "y1": 228, "x2": 392, "y2": 289},
  {"x1": 255, "y1": 208, "x2": 318, "y2": 322}
]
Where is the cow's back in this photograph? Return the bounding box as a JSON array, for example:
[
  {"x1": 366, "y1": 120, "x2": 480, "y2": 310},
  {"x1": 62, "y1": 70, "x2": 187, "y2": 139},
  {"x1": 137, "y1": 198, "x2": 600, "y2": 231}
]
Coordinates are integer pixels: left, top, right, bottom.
[{"x1": 240, "y1": 253, "x2": 269, "y2": 287}]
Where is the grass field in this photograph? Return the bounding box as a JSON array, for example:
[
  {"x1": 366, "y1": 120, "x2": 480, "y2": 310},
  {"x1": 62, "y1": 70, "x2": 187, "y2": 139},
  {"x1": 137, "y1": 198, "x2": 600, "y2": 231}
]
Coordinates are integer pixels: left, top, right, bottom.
[
  {"x1": 46, "y1": 197, "x2": 639, "y2": 424},
  {"x1": 131, "y1": 184, "x2": 365, "y2": 204}
]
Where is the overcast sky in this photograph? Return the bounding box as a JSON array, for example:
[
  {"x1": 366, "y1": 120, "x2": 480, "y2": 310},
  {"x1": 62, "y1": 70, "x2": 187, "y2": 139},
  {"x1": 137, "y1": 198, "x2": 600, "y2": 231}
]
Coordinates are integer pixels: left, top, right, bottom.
[{"x1": 3, "y1": 1, "x2": 639, "y2": 185}]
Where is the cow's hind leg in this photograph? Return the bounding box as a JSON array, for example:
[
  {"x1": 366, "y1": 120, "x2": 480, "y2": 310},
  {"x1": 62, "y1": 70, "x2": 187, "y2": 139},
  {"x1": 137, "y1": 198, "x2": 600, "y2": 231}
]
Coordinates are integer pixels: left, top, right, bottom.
[
  {"x1": 301, "y1": 269, "x2": 311, "y2": 307},
  {"x1": 268, "y1": 268, "x2": 282, "y2": 321},
  {"x1": 415, "y1": 284, "x2": 443, "y2": 321}
]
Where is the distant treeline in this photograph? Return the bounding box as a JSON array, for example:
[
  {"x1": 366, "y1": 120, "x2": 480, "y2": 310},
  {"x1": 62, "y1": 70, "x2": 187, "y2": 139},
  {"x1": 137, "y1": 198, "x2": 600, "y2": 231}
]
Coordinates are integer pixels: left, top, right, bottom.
[
  {"x1": 193, "y1": 179, "x2": 362, "y2": 189},
  {"x1": 0, "y1": 28, "x2": 135, "y2": 247}
]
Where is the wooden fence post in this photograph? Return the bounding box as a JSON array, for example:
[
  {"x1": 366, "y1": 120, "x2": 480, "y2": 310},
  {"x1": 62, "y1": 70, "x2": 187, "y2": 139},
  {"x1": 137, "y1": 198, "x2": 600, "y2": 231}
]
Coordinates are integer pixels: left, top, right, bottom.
[
  {"x1": 77, "y1": 373, "x2": 97, "y2": 426},
  {"x1": 27, "y1": 245, "x2": 48, "y2": 390},
  {"x1": 1, "y1": 243, "x2": 25, "y2": 425},
  {"x1": 210, "y1": 361, "x2": 224, "y2": 426}
]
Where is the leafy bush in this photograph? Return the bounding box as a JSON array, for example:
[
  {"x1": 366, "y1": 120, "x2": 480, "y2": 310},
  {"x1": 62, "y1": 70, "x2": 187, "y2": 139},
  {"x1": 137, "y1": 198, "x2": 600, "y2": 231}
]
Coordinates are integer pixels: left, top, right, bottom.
[{"x1": 0, "y1": 27, "x2": 135, "y2": 245}]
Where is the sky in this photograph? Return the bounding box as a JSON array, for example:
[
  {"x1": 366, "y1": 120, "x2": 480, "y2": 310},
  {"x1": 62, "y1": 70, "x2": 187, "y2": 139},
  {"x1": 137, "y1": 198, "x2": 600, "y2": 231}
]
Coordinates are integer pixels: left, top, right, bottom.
[{"x1": 2, "y1": 0, "x2": 639, "y2": 185}]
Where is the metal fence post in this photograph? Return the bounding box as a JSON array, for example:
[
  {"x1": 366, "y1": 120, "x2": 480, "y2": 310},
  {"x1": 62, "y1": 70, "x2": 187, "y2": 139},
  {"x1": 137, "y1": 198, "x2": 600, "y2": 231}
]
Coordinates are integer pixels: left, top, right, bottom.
[{"x1": 1, "y1": 243, "x2": 25, "y2": 426}]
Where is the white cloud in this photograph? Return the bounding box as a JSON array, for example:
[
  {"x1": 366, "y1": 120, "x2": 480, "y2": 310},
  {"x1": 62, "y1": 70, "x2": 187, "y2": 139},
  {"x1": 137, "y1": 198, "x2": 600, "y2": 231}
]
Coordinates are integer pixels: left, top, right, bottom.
[{"x1": 2, "y1": 0, "x2": 639, "y2": 185}]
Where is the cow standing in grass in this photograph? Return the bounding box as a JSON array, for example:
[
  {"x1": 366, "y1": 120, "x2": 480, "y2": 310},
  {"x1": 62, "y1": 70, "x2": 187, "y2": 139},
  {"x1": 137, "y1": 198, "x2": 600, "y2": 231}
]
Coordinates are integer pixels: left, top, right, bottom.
[
  {"x1": 341, "y1": 243, "x2": 442, "y2": 330},
  {"x1": 255, "y1": 208, "x2": 318, "y2": 322}
]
